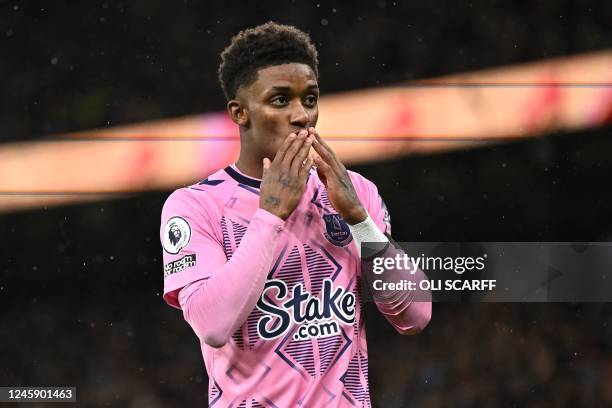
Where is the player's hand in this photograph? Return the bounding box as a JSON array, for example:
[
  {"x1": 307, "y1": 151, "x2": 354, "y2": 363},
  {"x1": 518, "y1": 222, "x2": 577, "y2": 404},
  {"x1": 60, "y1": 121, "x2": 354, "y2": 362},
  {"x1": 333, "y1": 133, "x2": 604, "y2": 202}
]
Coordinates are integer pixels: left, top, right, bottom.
[
  {"x1": 310, "y1": 127, "x2": 367, "y2": 225},
  {"x1": 259, "y1": 129, "x2": 314, "y2": 220}
]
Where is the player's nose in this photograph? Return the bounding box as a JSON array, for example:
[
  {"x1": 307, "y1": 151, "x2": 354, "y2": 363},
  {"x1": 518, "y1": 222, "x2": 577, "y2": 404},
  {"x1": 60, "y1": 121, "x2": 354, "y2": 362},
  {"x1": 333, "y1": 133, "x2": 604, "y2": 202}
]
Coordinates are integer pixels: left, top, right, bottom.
[{"x1": 289, "y1": 102, "x2": 310, "y2": 128}]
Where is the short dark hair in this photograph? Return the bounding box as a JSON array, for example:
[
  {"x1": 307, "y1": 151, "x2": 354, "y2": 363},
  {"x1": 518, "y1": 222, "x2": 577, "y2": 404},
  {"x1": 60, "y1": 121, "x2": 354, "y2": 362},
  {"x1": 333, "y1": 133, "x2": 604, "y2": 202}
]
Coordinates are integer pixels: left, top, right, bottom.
[{"x1": 218, "y1": 21, "x2": 319, "y2": 100}]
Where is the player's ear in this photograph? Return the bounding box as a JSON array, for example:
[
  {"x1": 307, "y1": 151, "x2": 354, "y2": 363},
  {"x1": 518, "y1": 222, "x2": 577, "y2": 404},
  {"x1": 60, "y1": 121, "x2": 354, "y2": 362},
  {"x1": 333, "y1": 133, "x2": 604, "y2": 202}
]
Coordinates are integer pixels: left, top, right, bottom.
[{"x1": 227, "y1": 99, "x2": 249, "y2": 127}]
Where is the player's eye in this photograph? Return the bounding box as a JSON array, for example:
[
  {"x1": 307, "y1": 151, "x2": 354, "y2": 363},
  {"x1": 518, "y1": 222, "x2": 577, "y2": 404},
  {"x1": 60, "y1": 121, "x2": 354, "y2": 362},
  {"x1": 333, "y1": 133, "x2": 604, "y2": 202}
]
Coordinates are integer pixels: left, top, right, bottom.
[
  {"x1": 303, "y1": 94, "x2": 318, "y2": 107},
  {"x1": 270, "y1": 95, "x2": 289, "y2": 106}
]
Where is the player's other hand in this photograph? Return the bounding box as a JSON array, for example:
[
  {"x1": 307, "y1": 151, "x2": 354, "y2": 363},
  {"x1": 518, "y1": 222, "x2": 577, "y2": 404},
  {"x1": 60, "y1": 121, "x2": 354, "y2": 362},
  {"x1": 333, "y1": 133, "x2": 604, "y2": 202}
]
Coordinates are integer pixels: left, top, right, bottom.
[
  {"x1": 310, "y1": 127, "x2": 367, "y2": 225},
  {"x1": 259, "y1": 129, "x2": 314, "y2": 220}
]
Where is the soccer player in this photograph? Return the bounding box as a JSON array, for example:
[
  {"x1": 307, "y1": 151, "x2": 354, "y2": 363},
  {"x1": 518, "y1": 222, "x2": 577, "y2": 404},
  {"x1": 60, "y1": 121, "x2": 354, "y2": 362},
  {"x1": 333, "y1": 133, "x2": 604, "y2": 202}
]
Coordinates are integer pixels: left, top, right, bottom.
[{"x1": 161, "y1": 22, "x2": 431, "y2": 407}]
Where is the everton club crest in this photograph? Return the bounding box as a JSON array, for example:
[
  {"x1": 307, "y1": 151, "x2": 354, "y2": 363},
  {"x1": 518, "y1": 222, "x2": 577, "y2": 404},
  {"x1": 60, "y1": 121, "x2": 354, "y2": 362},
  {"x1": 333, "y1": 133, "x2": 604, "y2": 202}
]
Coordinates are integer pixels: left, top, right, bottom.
[{"x1": 323, "y1": 213, "x2": 353, "y2": 247}]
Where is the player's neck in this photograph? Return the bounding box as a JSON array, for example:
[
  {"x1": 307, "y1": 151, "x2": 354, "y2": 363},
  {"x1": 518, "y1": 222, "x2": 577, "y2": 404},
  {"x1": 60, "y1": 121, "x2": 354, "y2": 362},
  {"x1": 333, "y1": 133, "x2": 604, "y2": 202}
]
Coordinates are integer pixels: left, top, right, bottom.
[{"x1": 235, "y1": 155, "x2": 263, "y2": 180}]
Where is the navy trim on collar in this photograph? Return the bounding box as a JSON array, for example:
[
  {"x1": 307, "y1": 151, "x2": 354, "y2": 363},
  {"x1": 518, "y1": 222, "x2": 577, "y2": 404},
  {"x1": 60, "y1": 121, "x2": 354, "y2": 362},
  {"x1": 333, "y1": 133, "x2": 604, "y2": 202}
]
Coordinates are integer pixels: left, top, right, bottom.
[{"x1": 224, "y1": 166, "x2": 261, "y2": 189}]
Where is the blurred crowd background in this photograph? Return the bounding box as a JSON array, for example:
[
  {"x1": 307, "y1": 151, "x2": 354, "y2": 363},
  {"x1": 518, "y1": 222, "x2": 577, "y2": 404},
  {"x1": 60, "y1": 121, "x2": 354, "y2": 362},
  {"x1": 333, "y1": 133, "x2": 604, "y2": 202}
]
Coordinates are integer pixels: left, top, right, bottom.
[{"x1": 2, "y1": 1, "x2": 612, "y2": 406}]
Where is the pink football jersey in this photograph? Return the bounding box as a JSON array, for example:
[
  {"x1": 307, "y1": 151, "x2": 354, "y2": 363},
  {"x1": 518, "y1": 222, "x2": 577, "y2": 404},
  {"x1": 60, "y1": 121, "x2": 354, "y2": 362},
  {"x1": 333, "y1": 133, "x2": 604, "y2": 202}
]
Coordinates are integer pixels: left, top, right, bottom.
[{"x1": 161, "y1": 164, "x2": 391, "y2": 407}]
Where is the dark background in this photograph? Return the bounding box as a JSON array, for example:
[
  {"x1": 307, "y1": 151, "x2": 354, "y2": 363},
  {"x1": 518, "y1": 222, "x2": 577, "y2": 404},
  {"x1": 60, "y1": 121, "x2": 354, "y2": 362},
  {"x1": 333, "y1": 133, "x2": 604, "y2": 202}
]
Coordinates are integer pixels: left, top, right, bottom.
[{"x1": 2, "y1": 1, "x2": 612, "y2": 406}]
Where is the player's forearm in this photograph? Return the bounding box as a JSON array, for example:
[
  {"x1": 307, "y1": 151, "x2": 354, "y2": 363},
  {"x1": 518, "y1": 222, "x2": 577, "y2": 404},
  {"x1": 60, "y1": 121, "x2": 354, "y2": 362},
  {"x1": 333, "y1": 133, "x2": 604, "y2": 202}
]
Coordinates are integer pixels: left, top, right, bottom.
[
  {"x1": 364, "y1": 244, "x2": 432, "y2": 335},
  {"x1": 350, "y1": 215, "x2": 432, "y2": 335},
  {"x1": 179, "y1": 208, "x2": 284, "y2": 348}
]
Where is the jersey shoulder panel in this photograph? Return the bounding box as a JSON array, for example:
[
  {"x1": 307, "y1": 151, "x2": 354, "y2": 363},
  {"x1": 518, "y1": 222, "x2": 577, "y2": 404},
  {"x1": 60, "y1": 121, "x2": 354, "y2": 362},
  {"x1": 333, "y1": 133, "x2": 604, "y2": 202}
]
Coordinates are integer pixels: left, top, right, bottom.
[{"x1": 184, "y1": 167, "x2": 238, "y2": 210}]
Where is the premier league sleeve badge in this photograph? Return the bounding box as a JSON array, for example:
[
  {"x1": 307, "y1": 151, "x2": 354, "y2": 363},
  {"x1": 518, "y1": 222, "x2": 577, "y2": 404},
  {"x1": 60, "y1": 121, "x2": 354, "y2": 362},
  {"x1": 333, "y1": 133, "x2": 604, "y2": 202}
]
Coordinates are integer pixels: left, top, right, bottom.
[{"x1": 163, "y1": 216, "x2": 192, "y2": 254}]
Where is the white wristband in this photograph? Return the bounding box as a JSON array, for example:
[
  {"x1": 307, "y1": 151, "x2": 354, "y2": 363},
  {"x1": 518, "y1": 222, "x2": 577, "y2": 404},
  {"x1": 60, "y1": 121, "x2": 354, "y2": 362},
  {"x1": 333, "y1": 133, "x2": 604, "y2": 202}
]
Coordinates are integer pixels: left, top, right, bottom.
[{"x1": 348, "y1": 214, "x2": 389, "y2": 256}]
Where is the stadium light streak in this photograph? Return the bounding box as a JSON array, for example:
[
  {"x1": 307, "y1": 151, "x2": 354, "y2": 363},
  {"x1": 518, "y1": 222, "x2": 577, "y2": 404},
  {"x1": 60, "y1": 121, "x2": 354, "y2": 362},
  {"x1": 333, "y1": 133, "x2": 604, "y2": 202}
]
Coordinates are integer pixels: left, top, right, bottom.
[
  {"x1": 22, "y1": 135, "x2": 520, "y2": 142},
  {"x1": 1, "y1": 50, "x2": 611, "y2": 212}
]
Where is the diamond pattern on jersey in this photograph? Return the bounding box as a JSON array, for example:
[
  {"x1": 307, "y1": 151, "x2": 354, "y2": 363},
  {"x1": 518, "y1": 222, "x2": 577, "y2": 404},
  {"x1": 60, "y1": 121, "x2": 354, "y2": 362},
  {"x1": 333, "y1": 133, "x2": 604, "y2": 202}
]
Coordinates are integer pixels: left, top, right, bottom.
[
  {"x1": 354, "y1": 278, "x2": 366, "y2": 338},
  {"x1": 284, "y1": 337, "x2": 316, "y2": 377},
  {"x1": 320, "y1": 189, "x2": 334, "y2": 209},
  {"x1": 341, "y1": 351, "x2": 369, "y2": 406},
  {"x1": 221, "y1": 217, "x2": 249, "y2": 260},
  {"x1": 231, "y1": 220, "x2": 247, "y2": 247},
  {"x1": 304, "y1": 244, "x2": 335, "y2": 297},
  {"x1": 209, "y1": 380, "x2": 223, "y2": 407},
  {"x1": 220, "y1": 217, "x2": 233, "y2": 259},
  {"x1": 246, "y1": 305, "x2": 264, "y2": 350},
  {"x1": 272, "y1": 246, "x2": 316, "y2": 378},
  {"x1": 317, "y1": 335, "x2": 343, "y2": 375},
  {"x1": 267, "y1": 243, "x2": 352, "y2": 379},
  {"x1": 310, "y1": 187, "x2": 335, "y2": 214},
  {"x1": 231, "y1": 326, "x2": 245, "y2": 350},
  {"x1": 274, "y1": 246, "x2": 303, "y2": 289}
]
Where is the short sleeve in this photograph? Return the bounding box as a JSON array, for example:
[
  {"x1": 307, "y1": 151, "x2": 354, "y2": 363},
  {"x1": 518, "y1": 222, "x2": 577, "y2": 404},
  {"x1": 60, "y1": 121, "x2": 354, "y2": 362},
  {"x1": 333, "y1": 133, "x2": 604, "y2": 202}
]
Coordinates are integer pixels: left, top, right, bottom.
[
  {"x1": 160, "y1": 188, "x2": 227, "y2": 309},
  {"x1": 348, "y1": 171, "x2": 392, "y2": 236}
]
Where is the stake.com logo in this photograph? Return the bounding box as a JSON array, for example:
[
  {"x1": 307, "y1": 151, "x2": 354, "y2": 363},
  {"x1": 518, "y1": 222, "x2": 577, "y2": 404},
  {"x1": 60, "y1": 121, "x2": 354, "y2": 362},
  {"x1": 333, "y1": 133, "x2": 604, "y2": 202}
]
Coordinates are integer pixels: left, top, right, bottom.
[{"x1": 256, "y1": 279, "x2": 355, "y2": 341}]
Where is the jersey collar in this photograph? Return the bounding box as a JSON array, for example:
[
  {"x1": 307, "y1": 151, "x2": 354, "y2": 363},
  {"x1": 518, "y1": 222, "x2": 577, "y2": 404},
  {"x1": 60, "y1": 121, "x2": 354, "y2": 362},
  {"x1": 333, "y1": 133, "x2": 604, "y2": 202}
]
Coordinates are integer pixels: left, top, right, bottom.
[{"x1": 224, "y1": 164, "x2": 261, "y2": 189}]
